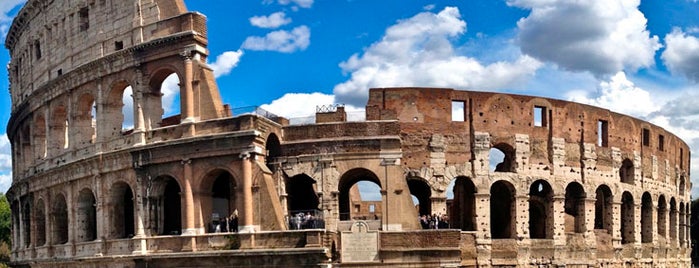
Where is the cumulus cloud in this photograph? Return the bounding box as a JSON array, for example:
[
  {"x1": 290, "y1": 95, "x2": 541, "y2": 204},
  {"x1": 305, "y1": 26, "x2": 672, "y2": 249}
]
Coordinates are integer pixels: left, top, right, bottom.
[
  {"x1": 333, "y1": 7, "x2": 542, "y2": 106},
  {"x1": 241, "y1": 26, "x2": 310, "y2": 53},
  {"x1": 662, "y1": 28, "x2": 699, "y2": 82},
  {"x1": 568, "y1": 72, "x2": 659, "y2": 118},
  {"x1": 250, "y1": 12, "x2": 292, "y2": 29},
  {"x1": 278, "y1": 0, "x2": 313, "y2": 8},
  {"x1": 0, "y1": 134, "x2": 12, "y2": 193},
  {"x1": 0, "y1": 0, "x2": 25, "y2": 38},
  {"x1": 260, "y1": 92, "x2": 364, "y2": 124},
  {"x1": 210, "y1": 50, "x2": 243, "y2": 78},
  {"x1": 161, "y1": 75, "x2": 181, "y2": 117},
  {"x1": 509, "y1": 0, "x2": 661, "y2": 76}
]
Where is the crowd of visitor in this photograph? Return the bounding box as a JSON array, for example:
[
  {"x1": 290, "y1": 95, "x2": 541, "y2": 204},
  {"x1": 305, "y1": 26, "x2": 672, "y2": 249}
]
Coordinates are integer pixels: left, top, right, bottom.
[
  {"x1": 208, "y1": 210, "x2": 239, "y2": 233},
  {"x1": 289, "y1": 211, "x2": 325, "y2": 230},
  {"x1": 419, "y1": 214, "x2": 449, "y2": 229}
]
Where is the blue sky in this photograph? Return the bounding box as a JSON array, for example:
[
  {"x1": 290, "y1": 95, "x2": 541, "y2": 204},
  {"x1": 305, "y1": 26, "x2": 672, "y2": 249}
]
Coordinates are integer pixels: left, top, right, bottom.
[{"x1": 2, "y1": 0, "x2": 699, "y2": 198}]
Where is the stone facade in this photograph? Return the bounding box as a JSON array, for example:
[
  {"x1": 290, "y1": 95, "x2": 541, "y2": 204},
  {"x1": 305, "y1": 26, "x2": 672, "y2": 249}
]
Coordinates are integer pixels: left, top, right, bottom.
[{"x1": 4, "y1": 0, "x2": 692, "y2": 267}]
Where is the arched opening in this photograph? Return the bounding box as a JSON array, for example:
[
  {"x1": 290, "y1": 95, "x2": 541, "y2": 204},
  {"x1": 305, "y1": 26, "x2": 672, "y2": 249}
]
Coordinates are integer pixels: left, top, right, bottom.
[
  {"x1": 75, "y1": 93, "x2": 97, "y2": 145},
  {"x1": 76, "y1": 188, "x2": 97, "y2": 242},
  {"x1": 22, "y1": 201, "x2": 31, "y2": 247},
  {"x1": 679, "y1": 202, "x2": 686, "y2": 246},
  {"x1": 657, "y1": 195, "x2": 667, "y2": 239},
  {"x1": 49, "y1": 104, "x2": 68, "y2": 153},
  {"x1": 564, "y1": 182, "x2": 586, "y2": 234},
  {"x1": 641, "y1": 192, "x2": 652, "y2": 243},
  {"x1": 33, "y1": 114, "x2": 47, "y2": 159},
  {"x1": 106, "y1": 81, "x2": 133, "y2": 136},
  {"x1": 490, "y1": 180, "x2": 515, "y2": 239},
  {"x1": 619, "y1": 158, "x2": 634, "y2": 185},
  {"x1": 153, "y1": 176, "x2": 182, "y2": 235},
  {"x1": 679, "y1": 175, "x2": 686, "y2": 193},
  {"x1": 265, "y1": 133, "x2": 282, "y2": 172},
  {"x1": 147, "y1": 71, "x2": 181, "y2": 128},
  {"x1": 35, "y1": 199, "x2": 46, "y2": 246},
  {"x1": 621, "y1": 191, "x2": 635, "y2": 244},
  {"x1": 200, "y1": 170, "x2": 237, "y2": 233},
  {"x1": 51, "y1": 194, "x2": 68, "y2": 244},
  {"x1": 594, "y1": 185, "x2": 613, "y2": 233},
  {"x1": 448, "y1": 176, "x2": 476, "y2": 231},
  {"x1": 122, "y1": 86, "x2": 134, "y2": 131},
  {"x1": 490, "y1": 143, "x2": 515, "y2": 172},
  {"x1": 110, "y1": 182, "x2": 135, "y2": 239},
  {"x1": 286, "y1": 174, "x2": 321, "y2": 229},
  {"x1": 529, "y1": 180, "x2": 553, "y2": 239},
  {"x1": 338, "y1": 168, "x2": 381, "y2": 221},
  {"x1": 670, "y1": 198, "x2": 677, "y2": 241},
  {"x1": 407, "y1": 178, "x2": 431, "y2": 218}
]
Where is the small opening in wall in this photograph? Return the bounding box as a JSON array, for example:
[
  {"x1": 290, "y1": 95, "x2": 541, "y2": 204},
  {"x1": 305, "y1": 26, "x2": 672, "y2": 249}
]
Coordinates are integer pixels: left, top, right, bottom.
[
  {"x1": 658, "y1": 134, "x2": 664, "y2": 152},
  {"x1": 533, "y1": 106, "x2": 547, "y2": 127},
  {"x1": 115, "y1": 41, "x2": 123, "y2": 51},
  {"x1": 34, "y1": 40, "x2": 42, "y2": 60},
  {"x1": 57, "y1": 69, "x2": 63, "y2": 76},
  {"x1": 79, "y1": 7, "x2": 90, "y2": 32},
  {"x1": 598, "y1": 120, "x2": 608, "y2": 147},
  {"x1": 451, "y1": 101, "x2": 465, "y2": 122},
  {"x1": 642, "y1": 128, "x2": 650, "y2": 147}
]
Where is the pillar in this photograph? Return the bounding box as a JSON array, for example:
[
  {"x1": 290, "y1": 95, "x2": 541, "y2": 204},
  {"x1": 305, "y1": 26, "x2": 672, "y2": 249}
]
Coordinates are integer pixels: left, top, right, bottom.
[
  {"x1": 181, "y1": 159, "x2": 196, "y2": 235},
  {"x1": 515, "y1": 194, "x2": 529, "y2": 240},
  {"x1": 611, "y1": 201, "x2": 622, "y2": 247},
  {"x1": 181, "y1": 54, "x2": 195, "y2": 123},
  {"x1": 132, "y1": 174, "x2": 148, "y2": 255},
  {"x1": 239, "y1": 152, "x2": 257, "y2": 233},
  {"x1": 553, "y1": 195, "x2": 566, "y2": 245}
]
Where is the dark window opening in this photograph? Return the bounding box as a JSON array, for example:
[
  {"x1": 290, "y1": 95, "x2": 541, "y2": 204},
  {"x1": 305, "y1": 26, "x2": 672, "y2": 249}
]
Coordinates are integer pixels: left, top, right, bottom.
[
  {"x1": 598, "y1": 120, "x2": 608, "y2": 147},
  {"x1": 451, "y1": 101, "x2": 465, "y2": 122},
  {"x1": 533, "y1": 106, "x2": 547, "y2": 127},
  {"x1": 680, "y1": 148, "x2": 684, "y2": 169},
  {"x1": 79, "y1": 7, "x2": 90, "y2": 32},
  {"x1": 115, "y1": 41, "x2": 124, "y2": 51},
  {"x1": 57, "y1": 69, "x2": 63, "y2": 76},
  {"x1": 642, "y1": 128, "x2": 650, "y2": 146},
  {"x1": 658, "y1": 134, "x2": 665, "y2": 151},
  {"x1": 34, "y1": 40, "x2": 42, "y2": 60}
]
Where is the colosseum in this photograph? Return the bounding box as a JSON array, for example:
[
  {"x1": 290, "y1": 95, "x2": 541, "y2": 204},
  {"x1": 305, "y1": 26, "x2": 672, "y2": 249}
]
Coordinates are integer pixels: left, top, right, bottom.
[{"x1": 4, "y1": 0, "x2": 692, "y2": 267}]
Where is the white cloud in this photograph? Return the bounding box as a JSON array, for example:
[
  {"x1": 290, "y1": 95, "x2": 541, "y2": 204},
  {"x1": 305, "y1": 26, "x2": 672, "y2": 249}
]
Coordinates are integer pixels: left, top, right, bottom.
[
  {"x1": 122, "y1": 86, "x2": 134, "y2": 129},
  {"x1": 260, "y1": 92, "x2": 335, "y2": 118},
  {"x1": 333, "y1": 7, "x2": 542, "y2": 106},
  {"x1": 509, "y1": 0, "x2": 661, "y2": 76},
  {"x1": 250, "y1": 12, "x2": 292, "y2": 29},
  {"x1": 0, "y1": 134, "x2": 12, "y2": 193},
  {"x1": 568, "y1": 72, "x2": 659, "y2": 118},
  {"x1": 662, "y1": 28, "x2": 699, "y2": 82},
  {"x1": 0, "y1": 0, "x2": 25, "y2": 38},
  {"x1": 161, "y1": 74, "x2": 180, "y2": 117},
  {"x1": 278, "y1": 0, "x2": 313, "y2": 8},
  {"x1": 241, "y1": 25, "x2": 310, "y2": 53},
  {"x1": 210, "y1": 50, "x2": 243, "y2": 78}
]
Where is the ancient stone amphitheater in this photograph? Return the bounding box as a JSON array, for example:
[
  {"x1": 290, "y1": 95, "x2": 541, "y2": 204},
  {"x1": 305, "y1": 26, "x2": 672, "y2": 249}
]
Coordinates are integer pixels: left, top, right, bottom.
[{"x1": 4, "y1": 0, "x2": 692, "y2": 267}]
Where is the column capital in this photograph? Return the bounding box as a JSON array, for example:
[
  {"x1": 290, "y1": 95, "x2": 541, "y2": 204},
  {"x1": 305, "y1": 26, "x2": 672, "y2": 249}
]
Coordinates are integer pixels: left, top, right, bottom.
[
  {"x1": 181, "y1": 158, "x2": 191, "y2": 165},
  {"x1": 239, "y1": 152, "x2": 252, "y2": 160}
]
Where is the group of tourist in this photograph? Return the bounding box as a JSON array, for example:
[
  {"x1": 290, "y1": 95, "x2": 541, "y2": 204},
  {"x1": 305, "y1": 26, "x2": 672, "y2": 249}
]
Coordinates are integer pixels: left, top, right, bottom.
[
  {"x1": 419, "y1": 214, "x2": 449, "y2": 229},
  {"x1": 289, "y1": 212, "x2": 325, "y2": 230},
  {"x1": 208, "y1": 210, "x2": 239, "y2": 233}
]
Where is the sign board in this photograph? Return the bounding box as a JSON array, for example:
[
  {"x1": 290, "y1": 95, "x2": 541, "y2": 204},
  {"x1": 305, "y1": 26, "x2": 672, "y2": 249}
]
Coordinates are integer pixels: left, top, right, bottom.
[{"x1": 340, "y1": 221, "x2": 379, "y2": 262}]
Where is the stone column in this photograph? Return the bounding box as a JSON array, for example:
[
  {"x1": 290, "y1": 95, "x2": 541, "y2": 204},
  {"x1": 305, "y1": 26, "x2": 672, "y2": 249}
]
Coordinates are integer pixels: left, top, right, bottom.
[
  {"x1": 132, "y1": 174, "x2": 148, "y2": 255},
  {"x1": 552, "y1": 195, "x2": 566, "y2": 245},
  {"x1": 515, "y1": 194, "x2": 529, "y2": 240},
  {"x1": 132, "y1": 70, "x2": 147, "y2": 145},
  {"x1": 474, "y1": 193, "x2": 490, "y2": 240},
  {"x1": 239, "y1": 152, "x2": 256, "y2": 233},
  {"x1": 181, "y1": 159, "x2": 196, "y2": 235},
  {"x1": 584, "y1": 198, "x2": 597, "y2": 245},
  {"x1": 611, "y1": 201, "x2": 622, "y2": 247},
  {"x1": 181, "y1": 53, "x2": 195, "y2": 123}
]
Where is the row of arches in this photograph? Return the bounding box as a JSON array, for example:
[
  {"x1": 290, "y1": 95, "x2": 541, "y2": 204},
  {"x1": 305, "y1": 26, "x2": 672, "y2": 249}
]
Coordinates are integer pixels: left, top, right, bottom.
[
  {"x1": 11, "y1": 170, "x2": 239, "y2": 248},
  {"x1": 15, "y1": 71, "x2": 182, "y2": 166}
]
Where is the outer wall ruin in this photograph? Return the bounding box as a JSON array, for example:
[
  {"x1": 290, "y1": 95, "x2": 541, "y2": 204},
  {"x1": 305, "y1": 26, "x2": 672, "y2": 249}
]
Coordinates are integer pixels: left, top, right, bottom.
[{"x1": 4, "y1": 0, "x2": 692, "y2": 267}]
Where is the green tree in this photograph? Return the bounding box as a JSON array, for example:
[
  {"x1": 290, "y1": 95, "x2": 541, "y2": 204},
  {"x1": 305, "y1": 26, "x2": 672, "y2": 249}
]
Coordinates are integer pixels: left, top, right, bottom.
[{"x1": 0, "y1": 194, "x2": 9, "y2": 246}]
